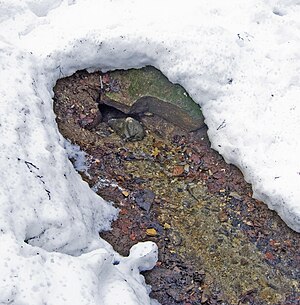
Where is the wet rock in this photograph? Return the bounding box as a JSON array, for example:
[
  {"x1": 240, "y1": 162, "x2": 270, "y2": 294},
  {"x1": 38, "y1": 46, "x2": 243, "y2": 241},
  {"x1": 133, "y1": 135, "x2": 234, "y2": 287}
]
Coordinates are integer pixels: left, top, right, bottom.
[
  {"x1": 101, "y1": 66, "x2": 204, "y2": 131},
  {"x1": 108, "y1": 117, "x2": 145, "y2": 141},
  {"x1": 167, "y1": 288, "x2": 184, "y2": 302},
  {"x1": 134, "y1": 189, "x2": 155, "y2": 212}
]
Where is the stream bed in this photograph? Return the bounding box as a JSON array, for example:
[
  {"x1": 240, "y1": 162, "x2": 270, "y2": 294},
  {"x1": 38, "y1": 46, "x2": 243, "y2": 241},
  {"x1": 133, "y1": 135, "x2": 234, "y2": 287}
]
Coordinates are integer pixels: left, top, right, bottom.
[{"x1": 53, "y1": 69, "x2": 300, "y2": 305}]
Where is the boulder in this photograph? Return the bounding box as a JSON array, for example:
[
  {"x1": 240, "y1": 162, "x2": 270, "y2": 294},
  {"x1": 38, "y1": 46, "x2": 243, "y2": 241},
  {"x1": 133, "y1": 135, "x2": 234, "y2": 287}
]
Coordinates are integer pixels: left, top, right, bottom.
[{"x1": 100, "y1": 66, "x2": 204, "y2": 132}]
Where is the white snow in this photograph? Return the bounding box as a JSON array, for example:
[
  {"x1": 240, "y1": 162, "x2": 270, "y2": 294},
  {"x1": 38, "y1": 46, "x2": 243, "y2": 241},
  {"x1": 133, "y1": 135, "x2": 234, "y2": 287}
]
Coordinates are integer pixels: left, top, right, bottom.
[
  {"x1": 0, "y1": 0, "x2": 300, "y2": 304},
  {"x1": 64, "y1": 139, "x2": 90, "y2": 175}
]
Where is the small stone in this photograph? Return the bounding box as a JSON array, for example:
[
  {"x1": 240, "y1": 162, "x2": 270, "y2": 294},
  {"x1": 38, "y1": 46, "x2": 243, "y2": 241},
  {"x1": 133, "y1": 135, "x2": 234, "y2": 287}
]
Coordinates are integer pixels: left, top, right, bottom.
[
  {"x1": 167, "y1": 288, "x2": 184, "y2": 302},
  {"x1": 173, "y1": 165, "x2": 184, "y2": 176},
  {"x1": 134, "y1": 189, "x2": 155, "y2": 213},
  {"x1": 146, "y1": 228, "x2": 158, "y2": 237},
  {"x1": 184, "y1": 164, "x2": 190, "y2": 173},
  {"x1": 143, "y1": 112, "x2": 153, "y2": 116},
  {"x1": 187, "y1": 183, "x2": 207, "y2": 200},
  {"x1": 169, "y1": 230, "x2": 182, "y2": 246},
  {"x1": 218, "y1": 210, "x2": 228, "y2": 222},
  {"x1": 265, "y1": 251, "x2": 275, "y2": 261},
  {"x1": 108, "y1": 117, "x2": 145, "y2": 141},
  {"x1": 190, "y1": 153, "x2": 201, "y2": 164},
  {"x1": 163, "y1": 223, "x2": 171, "y2": 230},
  {"x1": 201, "y1": 292, "x2": 209, "y2": 303},
  {"x1": 229, "y1": 191, "x2": 243, "y2": 200},
  {"x1": 123, "y1": 117, "x2": 145, "y2": 141},
  {"x1": 231, "y1": 257, "x2": 239, "y2": 264},
  {"x1": 122, "y1": 190, "x2": 129, "y2": 197},
  {"x1": 130, "y1": 233, "x2": 136, "y2": 241},
  {"x1": 243, "y1": 220, "x2": 254, "y2": 226},
  {"x1": 240, "y1": 258, "x2": 249, "y2": 266}
]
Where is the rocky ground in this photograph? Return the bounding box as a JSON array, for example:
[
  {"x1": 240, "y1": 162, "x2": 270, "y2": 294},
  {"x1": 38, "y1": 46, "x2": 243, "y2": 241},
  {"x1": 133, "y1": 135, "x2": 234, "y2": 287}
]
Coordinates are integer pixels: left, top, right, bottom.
[{"x1": 53, "y1": 69, "x2": 300, "y2": 305}]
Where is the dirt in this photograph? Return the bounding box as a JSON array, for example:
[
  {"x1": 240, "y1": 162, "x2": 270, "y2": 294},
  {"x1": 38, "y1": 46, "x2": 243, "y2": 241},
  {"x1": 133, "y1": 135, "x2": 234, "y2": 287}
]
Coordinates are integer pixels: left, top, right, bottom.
[{"x1": 53, "y1": 69, "x2": 300, "y2": 305}]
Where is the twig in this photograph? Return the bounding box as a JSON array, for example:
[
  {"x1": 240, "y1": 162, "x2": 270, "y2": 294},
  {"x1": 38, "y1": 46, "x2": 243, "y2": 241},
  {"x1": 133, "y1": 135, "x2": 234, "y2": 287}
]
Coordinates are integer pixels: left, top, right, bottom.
[
  {"x1": 100, "y1": 75, "x2": 104, "y2": 90},
  {"x1": 217, "y1": 120, "x2": 226, "y2": 130}
]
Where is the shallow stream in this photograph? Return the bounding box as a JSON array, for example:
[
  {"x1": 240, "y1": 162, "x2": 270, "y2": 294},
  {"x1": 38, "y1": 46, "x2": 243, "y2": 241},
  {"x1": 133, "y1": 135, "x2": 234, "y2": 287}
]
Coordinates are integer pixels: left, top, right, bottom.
[{"x1": 54, "y1": 69, "x2": 300, "y2": 305}]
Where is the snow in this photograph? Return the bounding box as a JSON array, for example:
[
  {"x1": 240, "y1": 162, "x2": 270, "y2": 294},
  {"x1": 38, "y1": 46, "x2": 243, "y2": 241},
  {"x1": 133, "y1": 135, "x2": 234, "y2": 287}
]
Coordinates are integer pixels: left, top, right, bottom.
[
  {"x1": 0, "y1": 0, "x2": 300, "y2": 304},
  {"x1": 64, "y1": 140, "x2": 90, "y2": 176}
]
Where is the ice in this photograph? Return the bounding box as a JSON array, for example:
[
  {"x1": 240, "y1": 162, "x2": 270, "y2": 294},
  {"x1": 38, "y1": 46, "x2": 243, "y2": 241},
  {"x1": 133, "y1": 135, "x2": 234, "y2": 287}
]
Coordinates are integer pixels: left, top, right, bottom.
[{"x1": 0, "y1": 0, "x2": 300, "y2": 304}]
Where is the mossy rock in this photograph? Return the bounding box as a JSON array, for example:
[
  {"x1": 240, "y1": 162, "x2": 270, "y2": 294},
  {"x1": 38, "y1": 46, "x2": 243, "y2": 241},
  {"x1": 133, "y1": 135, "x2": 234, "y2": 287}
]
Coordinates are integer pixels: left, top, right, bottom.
[{"x1": 101, "y1": 66, "x2": 204, "y2": 131}]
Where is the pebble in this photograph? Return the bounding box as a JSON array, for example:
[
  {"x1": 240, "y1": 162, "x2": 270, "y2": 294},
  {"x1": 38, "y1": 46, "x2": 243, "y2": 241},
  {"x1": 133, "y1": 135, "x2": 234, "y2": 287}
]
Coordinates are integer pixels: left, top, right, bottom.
[
  {"x1": 146, "y1": 228, "x2": 158, "y2": 237},
  {"x1": 108, "y1": 117, "x2": 145, "y2": 141},
  {"x1": 218, "y1": 210, "x2": 228, "y2": 222},
  {"x1": 163, "y1": 223, "x2": 171, "y2": 230},
  {"x1": 229, "y1": 191, "x2": 243, "y2": 201},
  {"x1": 167, "y1": 288, "x2": 184, "y2": 302},
  {"x1": 134, "y1": 189, "x2": 155, "y2": 213},
  {"x1": 173, "y1": 165, "x2": 184, "y2": 176}
]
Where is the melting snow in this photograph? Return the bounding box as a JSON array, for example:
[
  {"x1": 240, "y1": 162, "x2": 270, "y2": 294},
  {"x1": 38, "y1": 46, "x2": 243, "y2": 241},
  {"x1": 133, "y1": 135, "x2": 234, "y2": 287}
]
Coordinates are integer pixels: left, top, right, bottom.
[{"x1": 0, "y1": 0, "x2": 300, "y2": 304}]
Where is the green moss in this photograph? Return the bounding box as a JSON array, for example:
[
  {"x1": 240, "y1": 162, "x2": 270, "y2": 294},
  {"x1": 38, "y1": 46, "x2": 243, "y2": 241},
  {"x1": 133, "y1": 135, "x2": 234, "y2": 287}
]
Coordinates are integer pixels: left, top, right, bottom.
[{"x1": 105, "y1": 66, "x2": 202, "y2": 120}]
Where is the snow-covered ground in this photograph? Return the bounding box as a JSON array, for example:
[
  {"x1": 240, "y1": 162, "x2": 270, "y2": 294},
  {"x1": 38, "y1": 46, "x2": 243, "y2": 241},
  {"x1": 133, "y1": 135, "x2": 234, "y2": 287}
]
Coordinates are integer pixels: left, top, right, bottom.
[{"x1": 0, "y1": 0, "x2": 300, "y2": 304}]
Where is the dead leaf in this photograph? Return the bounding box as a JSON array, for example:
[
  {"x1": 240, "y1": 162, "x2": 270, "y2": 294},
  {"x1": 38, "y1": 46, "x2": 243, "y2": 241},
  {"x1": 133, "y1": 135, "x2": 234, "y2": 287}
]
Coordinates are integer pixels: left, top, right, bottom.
[{"x1": 151, "y1": 147, "x2": 160, "y2": 157}]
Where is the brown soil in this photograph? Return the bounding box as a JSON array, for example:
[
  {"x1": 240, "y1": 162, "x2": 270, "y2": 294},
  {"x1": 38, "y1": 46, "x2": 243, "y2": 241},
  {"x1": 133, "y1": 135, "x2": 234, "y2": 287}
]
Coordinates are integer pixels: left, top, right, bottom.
[{"x1": 53, "y1": 69, "x2": 300, "y2": 305}]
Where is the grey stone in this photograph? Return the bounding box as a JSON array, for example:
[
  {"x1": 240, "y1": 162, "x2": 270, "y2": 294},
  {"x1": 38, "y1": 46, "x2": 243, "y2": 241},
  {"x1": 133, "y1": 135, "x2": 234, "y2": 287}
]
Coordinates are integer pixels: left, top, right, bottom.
[
  {"x1": 101, "y1": 66, "x2": 204, "y2": 131},
  {"x1": 108, "y1": 117, "x2": 145, "y2": 141}
]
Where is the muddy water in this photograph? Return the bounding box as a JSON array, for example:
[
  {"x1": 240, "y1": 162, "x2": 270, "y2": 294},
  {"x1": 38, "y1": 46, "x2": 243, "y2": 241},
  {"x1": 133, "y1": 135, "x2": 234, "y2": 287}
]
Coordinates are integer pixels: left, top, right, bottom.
[{"x1": 54, "y1": 70, "x2": 300, "y2": 305}]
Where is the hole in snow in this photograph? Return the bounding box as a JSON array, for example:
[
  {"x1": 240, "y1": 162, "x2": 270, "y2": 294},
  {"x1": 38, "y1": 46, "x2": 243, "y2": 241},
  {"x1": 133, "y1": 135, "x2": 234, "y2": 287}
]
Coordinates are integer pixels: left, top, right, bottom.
[{"x1": 53, "y1": 67, "x2": 299, "y2": 305}]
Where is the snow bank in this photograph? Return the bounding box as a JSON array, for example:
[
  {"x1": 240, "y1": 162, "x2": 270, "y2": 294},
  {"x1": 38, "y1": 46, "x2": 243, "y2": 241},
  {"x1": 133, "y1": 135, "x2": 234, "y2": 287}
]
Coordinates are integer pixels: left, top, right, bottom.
[{"x1": 0, "y1": 0, "x2": 299, "y2": 304}]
